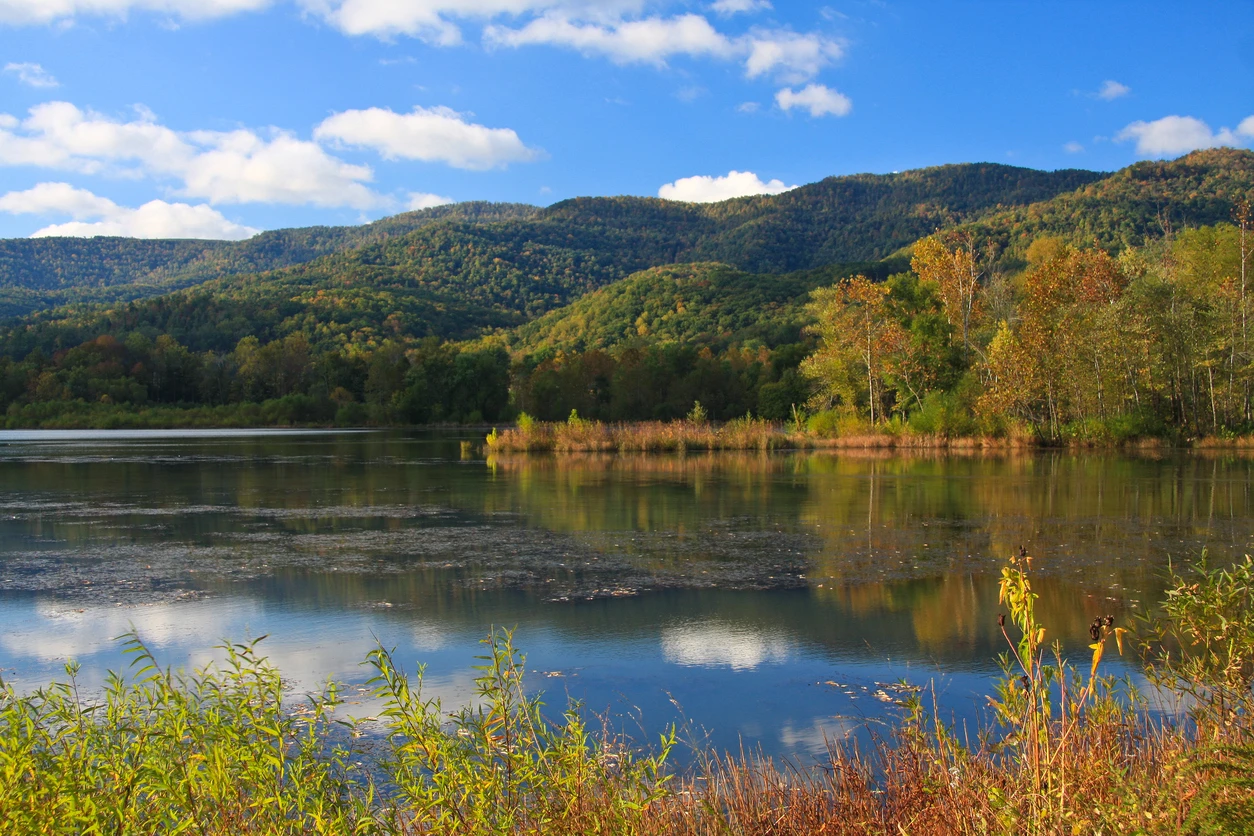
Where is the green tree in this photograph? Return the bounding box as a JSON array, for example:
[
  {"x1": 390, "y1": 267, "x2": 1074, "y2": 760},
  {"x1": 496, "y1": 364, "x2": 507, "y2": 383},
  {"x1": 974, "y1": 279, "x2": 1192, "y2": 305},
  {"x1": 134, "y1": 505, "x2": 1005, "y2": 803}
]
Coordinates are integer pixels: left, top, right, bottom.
[{"x1": 801, "y1": 276, "x2": 905, "y2": 423}]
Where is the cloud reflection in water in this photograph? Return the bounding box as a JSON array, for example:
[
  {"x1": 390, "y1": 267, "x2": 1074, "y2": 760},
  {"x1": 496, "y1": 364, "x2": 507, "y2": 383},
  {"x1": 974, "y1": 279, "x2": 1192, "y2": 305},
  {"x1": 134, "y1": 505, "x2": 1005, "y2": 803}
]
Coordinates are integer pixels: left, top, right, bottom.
[{"x1": 661, "y1": 619, "x2": 792, "y2": 671}]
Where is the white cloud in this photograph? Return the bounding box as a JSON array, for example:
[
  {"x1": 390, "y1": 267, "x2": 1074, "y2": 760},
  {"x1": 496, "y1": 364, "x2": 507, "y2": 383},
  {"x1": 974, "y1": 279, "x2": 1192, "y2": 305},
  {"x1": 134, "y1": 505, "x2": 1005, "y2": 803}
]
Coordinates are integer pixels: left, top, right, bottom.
[
  {"x1": 33, "y1": 202, "x2": 259, "y2": 239},
  {"x1": 4, "y1": 2, "x2": 841, "y2": 87},
  {"x1": 775, "y1": 83, "x2": 851, "y2": 118},
  {"x1": 1, "y1": 101, "x2": 196, "y2": 174},
  {"x1": 407, "y1": 191, "x2": 453, "y2": 210},
  {"x1": 486, "y1": 13, "x2": 838, "y2": 82},
  {"x1": 744, "y1": 31, "x2": 842, "y2": 83},
  {"x1": 0, "y1": 101, "x2": 383, "y2": 208},
  {"x1": 0, "y1": 181, "x2": 116, "y2": 216},
  {"x1": 1063, "y1": 141, "x2": 1084, "y2": 153},
  {"x1": 298, "y1": 0, "x2": 646, "y2": 42},
  {"x1": 658, "y1": 169, "x2": 796, "y2": 203},
  {"x1": 181, "y1": 129, "x2": 380, "y2": 207},
  {"x1": 485, "y1": 13, "x2": 736, "y2": 66},
  {"x1": 0, "y1": 99, "x2": 541, "y2": 211},
  {"x1": 4, "y1": 62, "x2": 58, "y2": 88},
  {"x1": 1096, "y1": 79, "x2": 1130, "y2": 101},
  {"x1": 0, "y1": 0, "x2": 272, "y2": 26},
  {"x1": 709, "y1": 0, "x2": 770, "y2": 14},
  {"x1": 0, "y1": 181, "x2": 258, "y2": 239},
  {"x1": 736, "y1": 101, "x2": 760, "y2": 114},
  {"x1": 675, "y1": 84, "x2": 705, "y2": 102},
  {"x1": 1116, "y1": 114, "x2": 1254, "y2": 157},
  {"x1": 314, "y1": 105, "x2": 541, "y2": 170},
  {"x1": 0, "y1": 0, "x2": 651, "y2": 39},
  {"x1": 299, "y1": 0, "x2": 464, "y2": 43}
]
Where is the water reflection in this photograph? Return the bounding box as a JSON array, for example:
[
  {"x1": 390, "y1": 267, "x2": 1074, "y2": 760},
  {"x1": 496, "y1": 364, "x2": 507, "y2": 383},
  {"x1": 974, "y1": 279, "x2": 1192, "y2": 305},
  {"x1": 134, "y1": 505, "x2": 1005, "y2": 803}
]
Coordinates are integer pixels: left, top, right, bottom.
[
  {"x1": 660, "y1": 619, "x2": 792, "y2": 671},
  {"x1": 1, "y1": 432, "x2": 1253, "y2": 758}
]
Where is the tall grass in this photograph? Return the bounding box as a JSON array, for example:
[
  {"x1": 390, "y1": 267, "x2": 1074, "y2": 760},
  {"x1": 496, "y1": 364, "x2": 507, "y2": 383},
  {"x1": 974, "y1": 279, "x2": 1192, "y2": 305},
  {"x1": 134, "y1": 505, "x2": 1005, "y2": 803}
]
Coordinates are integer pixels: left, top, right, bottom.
[
  {"x1": 484, "y1": 412, "x2": 1034, "y2": 454},
  {"x1": 487, "y1": 412, "x2": 780, "y2": 453},
  {"x1": 4, "y1": 554, "x2": 1254, "y2": 834}
]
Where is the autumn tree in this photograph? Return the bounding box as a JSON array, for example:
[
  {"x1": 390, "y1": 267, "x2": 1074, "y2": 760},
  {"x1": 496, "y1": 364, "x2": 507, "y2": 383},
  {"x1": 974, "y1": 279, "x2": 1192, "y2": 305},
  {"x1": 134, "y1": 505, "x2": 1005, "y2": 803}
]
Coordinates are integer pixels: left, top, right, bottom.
[
  {"x1": 1236, "y1": 198, "x2": 1252, "y2": 416},
  {"x1": 977, "y1": 245, "x2": 1138, "y2": 436},
  {"x1": 801, "y1": 276, "x2": 905, "y2": 423},
  {"x1": 911, "y1": 234, "x2": 986, "y2": 357}
]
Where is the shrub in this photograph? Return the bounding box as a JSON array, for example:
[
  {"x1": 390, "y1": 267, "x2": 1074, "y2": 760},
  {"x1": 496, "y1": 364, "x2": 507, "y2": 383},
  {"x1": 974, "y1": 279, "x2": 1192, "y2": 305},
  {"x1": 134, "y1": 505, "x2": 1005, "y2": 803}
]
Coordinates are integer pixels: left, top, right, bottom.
[
  {"x1": 0, "y1": 635, "x2": 367, "y2": 835},
  {"x1": 1140, "y1": 552, "x2": 1254, "y2": 725},
  {"x1": 804, "y1": 409, "x2": 843, "y2": 437},
  {"x1": 907, "y1": 390, "x2": 978, "y2": 437}
]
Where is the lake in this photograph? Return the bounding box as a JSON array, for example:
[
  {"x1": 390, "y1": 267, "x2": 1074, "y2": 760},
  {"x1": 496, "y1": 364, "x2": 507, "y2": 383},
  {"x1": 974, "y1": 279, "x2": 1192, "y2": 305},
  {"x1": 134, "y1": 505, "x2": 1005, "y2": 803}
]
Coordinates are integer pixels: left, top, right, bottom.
[{"x1": 1, "y1": 429, "x2": 1251, "y2": 761}]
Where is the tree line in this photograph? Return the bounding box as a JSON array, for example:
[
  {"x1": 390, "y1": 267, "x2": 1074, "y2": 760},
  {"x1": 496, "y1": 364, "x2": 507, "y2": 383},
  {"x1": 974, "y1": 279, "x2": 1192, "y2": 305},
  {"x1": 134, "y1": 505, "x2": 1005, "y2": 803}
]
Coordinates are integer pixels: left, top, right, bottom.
[
  {"x1": 0, "y1": 327, "x2": 810, "y2": 428},
  {"x1": 1, "y1": 210, "x2": 1251, "y2": 440},
  {"x1": 801, "y1": 210, "x2": 1253, "y2": 440},
  {"x1": 0, "y1": 334, "x2": 511, "y2": 427}
]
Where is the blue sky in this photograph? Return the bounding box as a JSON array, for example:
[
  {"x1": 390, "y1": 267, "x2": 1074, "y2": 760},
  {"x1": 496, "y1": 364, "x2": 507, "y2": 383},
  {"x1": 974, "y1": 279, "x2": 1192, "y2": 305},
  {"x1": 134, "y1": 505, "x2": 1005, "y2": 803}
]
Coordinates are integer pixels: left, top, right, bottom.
[{"x1": 0, "y1": 0, "x2": 1251, "y2": 239}]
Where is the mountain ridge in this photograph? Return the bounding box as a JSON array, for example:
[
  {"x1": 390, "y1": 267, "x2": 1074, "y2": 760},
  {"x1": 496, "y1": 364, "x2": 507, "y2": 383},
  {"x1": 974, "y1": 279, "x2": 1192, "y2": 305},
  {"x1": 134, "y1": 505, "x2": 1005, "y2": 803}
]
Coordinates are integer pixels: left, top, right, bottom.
[
  {"x1": 0, "y1": 201, "x2": 540, "y2": 317},
  {"x1": 1, "y1": 149, "x2": 1250, "y2": 362},
  {"x1": 0, "y1": 161, "x2": 1103, "y2": 315}
]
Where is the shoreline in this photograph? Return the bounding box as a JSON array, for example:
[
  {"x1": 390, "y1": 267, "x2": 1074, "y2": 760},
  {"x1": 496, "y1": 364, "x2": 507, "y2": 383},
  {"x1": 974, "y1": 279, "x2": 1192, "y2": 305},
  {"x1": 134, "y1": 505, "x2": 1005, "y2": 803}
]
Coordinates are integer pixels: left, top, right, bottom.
[
  {"x1": 10, "y1": 408, "x2": 1254, "y2": 453},
  {"x1": 484, "y1": 419, "x2": 1254, "y2": 454}
]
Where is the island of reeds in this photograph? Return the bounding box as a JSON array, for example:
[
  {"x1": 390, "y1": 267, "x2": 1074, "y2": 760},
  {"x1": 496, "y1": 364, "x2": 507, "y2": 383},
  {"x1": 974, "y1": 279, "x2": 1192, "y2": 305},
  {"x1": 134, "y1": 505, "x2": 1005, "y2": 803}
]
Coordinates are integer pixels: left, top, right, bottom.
[
  {"x1": 3, "y1": 551, "x2": 1254, "y2": 834},
  {"x1": 0, "y1": 149, "x2": 1251, "y2": 445}
]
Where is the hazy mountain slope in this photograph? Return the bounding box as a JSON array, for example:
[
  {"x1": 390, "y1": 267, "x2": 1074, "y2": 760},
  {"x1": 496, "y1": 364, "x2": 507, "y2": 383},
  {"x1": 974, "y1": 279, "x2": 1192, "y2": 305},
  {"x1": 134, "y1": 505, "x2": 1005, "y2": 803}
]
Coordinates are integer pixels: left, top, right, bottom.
[{"x1": 0, "y1": 202, "x2": 539, "y2": 316}]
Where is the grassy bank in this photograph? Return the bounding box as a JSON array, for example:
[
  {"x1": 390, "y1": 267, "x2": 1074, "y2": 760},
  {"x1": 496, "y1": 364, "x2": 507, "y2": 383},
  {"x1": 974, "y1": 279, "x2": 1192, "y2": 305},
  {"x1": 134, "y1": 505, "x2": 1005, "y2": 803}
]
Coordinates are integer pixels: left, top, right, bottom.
[
  {"x1": 4, "y1": 554, "x2": 1254, "y2": 834},
  {"x1": 484, "y1": 412, "x2": 1254, "y2": 454},
  {"x1": 484, "y1": 412, "x2": 1079, "y2": 454}
]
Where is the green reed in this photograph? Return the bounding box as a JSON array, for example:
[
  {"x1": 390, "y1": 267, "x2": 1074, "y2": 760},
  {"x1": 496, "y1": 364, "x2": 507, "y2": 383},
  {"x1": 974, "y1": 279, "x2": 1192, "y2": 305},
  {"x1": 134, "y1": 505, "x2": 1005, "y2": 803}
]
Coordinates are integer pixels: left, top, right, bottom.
[
  {"x1": 4, "y1": 554, "x2": 1254, "y2": 835},
  {"x1": 367, "y1": 629, "x2": 673, "y2": 835},
  {"x1": 0, "y1": 634, "x2": 370, "y2": 835},
  {"x1": 0, "y1": 629, "x2": 672, "y2": 836}
]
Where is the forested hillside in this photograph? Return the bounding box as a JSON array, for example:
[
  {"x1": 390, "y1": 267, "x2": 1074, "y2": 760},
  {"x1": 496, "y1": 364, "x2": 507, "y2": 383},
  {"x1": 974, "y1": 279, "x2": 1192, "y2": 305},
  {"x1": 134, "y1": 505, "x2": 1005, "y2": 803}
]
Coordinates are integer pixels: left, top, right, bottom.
[
  {"x1": 434, "y1": 161, "x2": 1105, "y2": 277},
  {"x1": 964, "y1": 148, "x2": 1254, "y2": 261},
  {"x1": 0, "y1": 159, "x2": 1102, "y2": 356},
  {"x1": 673, "y1": 162, "x2": 1105, "y2": 271},
  {"x1": 0, "y1": 161, "x2": 1100, "y2": 320},
  {"x1": 0, "y1": 149, "x2": 1250, "y2": 433},
  {"x1": 505, "y1": 259, "x2": 904, "y2": 359},
  {"x1": 0, "y1": 238, "x2": 229, "y2": 317},
  {"x1": 0, "y1": 202, "x2": 539, "y2": 316}
]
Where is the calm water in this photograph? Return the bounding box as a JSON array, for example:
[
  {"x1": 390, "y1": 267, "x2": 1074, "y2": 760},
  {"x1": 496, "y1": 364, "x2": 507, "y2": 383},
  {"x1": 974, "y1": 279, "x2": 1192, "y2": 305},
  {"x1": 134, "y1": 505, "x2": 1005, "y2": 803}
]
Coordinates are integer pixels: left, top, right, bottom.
[{"x1": 1, "y1": 429, "x2": 1252, "y2": 760}]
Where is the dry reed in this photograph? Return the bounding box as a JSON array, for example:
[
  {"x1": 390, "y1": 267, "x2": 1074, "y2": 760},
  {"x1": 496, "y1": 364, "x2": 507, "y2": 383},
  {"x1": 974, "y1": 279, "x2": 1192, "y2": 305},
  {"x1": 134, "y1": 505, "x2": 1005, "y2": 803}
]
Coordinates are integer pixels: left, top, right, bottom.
[{"x1": 485, "y1": 417, "x2": 1044, "y2": 455}]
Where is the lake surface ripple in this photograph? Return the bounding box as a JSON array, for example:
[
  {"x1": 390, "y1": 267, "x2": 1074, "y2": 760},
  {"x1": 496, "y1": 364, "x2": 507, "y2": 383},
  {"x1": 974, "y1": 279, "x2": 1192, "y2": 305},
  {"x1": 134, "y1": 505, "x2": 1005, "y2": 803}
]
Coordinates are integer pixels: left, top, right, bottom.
[{"x1": 2, "y1": 429, "x2": 1251, "y2": 760}]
